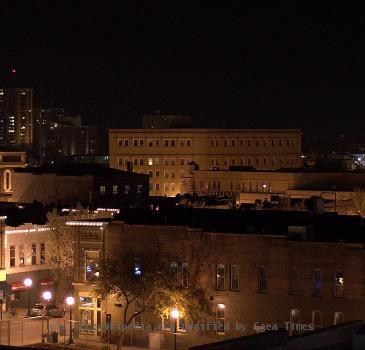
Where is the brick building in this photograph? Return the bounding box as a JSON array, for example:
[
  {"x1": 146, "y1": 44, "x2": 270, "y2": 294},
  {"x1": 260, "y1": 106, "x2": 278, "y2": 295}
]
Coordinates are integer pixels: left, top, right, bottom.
[
  {"x1": 109, "y1": 128, "x2": 302, "y2": 196},
  {"x1": 70, "y1": 209, "x2": 365, "y2": 348}
]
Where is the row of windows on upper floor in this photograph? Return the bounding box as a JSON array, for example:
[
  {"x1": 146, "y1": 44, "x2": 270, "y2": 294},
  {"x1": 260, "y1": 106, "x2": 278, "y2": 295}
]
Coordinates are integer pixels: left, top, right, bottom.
[
  {"x1": 117, "y1": 138, "x2": 299, "y2": 148},
  {"x1": 215, "y1": 265, "x2": 344, "y2": 297},
  {"x1": 118, "y1": 156, "x2": 298, "y2": 167},
  {"x1": 9, "y1": 243, "x2": 46, "y2": 267},
  {"x1": 99, "y1": 184, "x2": 144, "y2": 195},
  {"x1": 118, "y1": 139, "x2": 192, "y2": 147}
]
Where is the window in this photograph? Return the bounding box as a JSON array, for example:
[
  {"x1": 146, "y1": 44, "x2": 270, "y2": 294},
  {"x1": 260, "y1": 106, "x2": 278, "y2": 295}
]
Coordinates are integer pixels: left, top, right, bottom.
[
  {"x1": 170, "y1": 158, "x2": 175, "y2": 166},
  {"x1": 216, "y1": 304, "x2": 225, "y2": 334},
  {"x1": 40, "y1": 243, "x2": 46, "y2": 264},
  {"x1": 148, "y1": 158, "x2": 153, "y2": 166},
  {"x1": 32, "y1": 243, "x2": 37, "y2": 265},
  {"x1": 124, "y1": 185, "x2": 130, "y2": 194},
  {"x1": 247, "y1": 140, "x2": 251, "y2": 147},
  {"x1": 179, "y1": 139, "x2": 185, "y2": 147},
  {"x1": 99, "y1": 186, "x2": 106, "y2": 195},
  {"x1": 161, "y1": 313, "x2": 171, "y2": 330},
  {"x1": 170, "y1": 139, "x2": 175, "y2": 147},
  {"x1": 112, "y1": 185, "x2": 118, "y2": 195},
  {"x1": 271, "y1": 139, "x2": 275, "y2": 146},
  {"x1": 335, "y1": 270, "x2": 344, "y2": 297},
  {"x1": 216, "y1": 264, "x2": 225, "y2": 290},
  {"x1": 170, "y1": 261, "x2": 178, "y2": 282},
  {"x1": 171, "y1": 183, "x2": 176, "y2": 191},
  {"x1": 231, "y1": 139, "x2": 236, "y2": 147},
  {"x1": 85, "y1": 250, "x2": 100, "y2": 282},
  {"x1": 186, "y1": 139, "x2": 191, "y2": 147},
  {"x1": 182, "y1": 263, "x2": 188, "y2": 288},
  {"x1": 279, "y1": 139, "x2": 282, "y2": 147},
  {"x1": 180, "y1": 158, "x2": 184, "y2": 166},
  {"x1": 10, "y1": 245, "x2": 15, "y2": 267},
  {"x1": 178, "y1": 314, "x2": 186, "y2": 331},
  {"x1": 258, "y1": 266, "x2": 267, "y2": 292},
  {"x1": 290, "y1": 268, "x2": 300, "y2": 294},
  {"x1": 155, "y1": 170, "x2": 160, "y2": 178},
  {"x1": 154, "y1": 157, "x2": 160, "y2": 165},
  {"x1": 139, "y1": 139, "x2": 144, "y2": 146},
  {"x1": 19, "y1": 244, "x2": 25, "y2": 266},
  {"x1": 133, "y1": 158, "x2": 138, "y2": 166},
  {"x1": 4, "y1": 170, "x2": 11, "y2": 191},
  {"x1": 312, "y1": 310, "x2": 322, "y2": 330},
  {"x1": 287, "y1": 139, "x2": 290, "y2": 147},
  {"x1": 155, "y1": 139, "x2": 160, "y2": 147},
  {"x1": 164, "y1": 158, "x2": 169, "y2": 166},
  {"x1": 148, "y1": 139, "x2": 153, "y2": 147},
  {"x1": 247, "y1": 158, "x2": 252, "y2": 166},
  {"x1": 164, "y1": 171, "x2": 169, "y2": 179},
  {"x1": 137, "y1": 185, "x2": 143, "y2": 194},
  {"x1": 230, "y1": 265, "x2": 239, "y2": 291},
  {"x1": 224, "y1": 139, "x2": 228, "y2": 147},
  {"x1": 313, "y1": 269, "x2": 321, "y2": 296},
  {"x1": 164, "y1": 139, "x2": 169, "y2": 147},
  {"x1": 215, "y1": 140, "x2": 219, "y2": 147},
  {"x1": 118, "y1": 157, "x2": 123, "y2": 166},
  {"x1": 148, "y1": 171, "x2": 153, "y2": 177},
  {"x1": 155, "y1": 183, "x2": 160, "y2": 191},
  {"x1": 334, "y1": 312, "x2": 344, "y2": 325},
  {"x1": 118, "y1": 139, "x2": 123, "y2": 146},
  {"x1": 289, "y1": 309, "x2": 301, "y2": 336},
  {"x1": 124, "y1": 140, "x2": 129, "y2": 147},
  {"x1": 240, "y1": 158, "x2": 244, "y2": 166},
  {"x1": 171, "y1": 171, "x2": 175, "y2": 179},
  {"x1": 256, "y1": 140, "x2": 260, "y2": 147},
  {"x1": 134, "y1": 258, "x2": 142, "y2": 276},
  {"x1": 133, "y1": 139, "x2": 138, "y2": 147},
  {"x1": 255, "y1": 158, "x2": 259, "y2": 166},
  {"x1": 210, "y1": 139, "x2": 215, "y2": 147},
  {"x1": 139, "y1": 158, "x2": 144, "y2": 165}
]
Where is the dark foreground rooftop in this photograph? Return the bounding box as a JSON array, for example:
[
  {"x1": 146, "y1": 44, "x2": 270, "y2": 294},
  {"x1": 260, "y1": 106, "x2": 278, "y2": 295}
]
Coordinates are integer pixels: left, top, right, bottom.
[{"x1": 117, "y1": 207, "x2": 365, "y2": 243}]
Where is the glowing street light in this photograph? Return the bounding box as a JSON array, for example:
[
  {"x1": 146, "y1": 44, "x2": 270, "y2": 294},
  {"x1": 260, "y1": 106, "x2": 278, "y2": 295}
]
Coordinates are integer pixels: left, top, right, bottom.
[
  {"x1": 42, "y1": 291, "x2": 52, "y2": 303},
  {"x1": 66, "y1": 296, "x2": 75, "y2": 344},
  {"x1": 23, "y1": 278, "x2": 33, "y2": 317},
  {"x1": 170, "y1": 309, "x2": 180, "y2": 350}
]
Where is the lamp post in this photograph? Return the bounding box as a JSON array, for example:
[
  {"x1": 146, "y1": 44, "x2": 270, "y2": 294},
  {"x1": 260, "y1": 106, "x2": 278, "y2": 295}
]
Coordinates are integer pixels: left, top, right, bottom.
[
  {"x1": 66, "y1": 296, "x2": 75, "y2": 344},
  {"x1": 23, "y1": 278, "x2": 33, "y2": 317},
  {"x1": 42, "y1": 291, "x2": 52, "y2": 304},
  {"x1": 170, "y1": 309, "x2": 179, "y2": 350}
]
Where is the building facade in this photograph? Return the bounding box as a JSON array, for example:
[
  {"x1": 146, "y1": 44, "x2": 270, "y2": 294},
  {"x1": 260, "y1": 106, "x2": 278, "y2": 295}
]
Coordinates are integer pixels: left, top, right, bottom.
[
  {"x1": 109, "y1": 128, "x2": 302, "y2": 196},
  {"x1": 70, "y1": 214, "x2": 365, "y2": 348},
  {"x1": 0, "y1": 88, "x2": 33, "y2": 146}
]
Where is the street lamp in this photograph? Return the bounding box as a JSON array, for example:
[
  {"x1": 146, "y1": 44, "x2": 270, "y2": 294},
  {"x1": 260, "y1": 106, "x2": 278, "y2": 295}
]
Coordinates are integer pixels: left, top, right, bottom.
[
  {"x1": 66, "y1": 296, "x2": 75, "y2": 344},
  {"x1": 170, "y1": 309, "x2": 179, "y2": 350},
  {"x1": 42, "y1": 291, "x2": 52, "y2": 304},
  {"x1": 23, "y1": 278, "x2": 33, "y2": 317}
]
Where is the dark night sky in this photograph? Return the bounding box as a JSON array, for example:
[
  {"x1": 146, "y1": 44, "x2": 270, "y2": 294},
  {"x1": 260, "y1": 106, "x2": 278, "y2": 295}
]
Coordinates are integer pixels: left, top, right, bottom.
[{"x1": 1, "y1": 2, "x2": 365, "y2": 137}]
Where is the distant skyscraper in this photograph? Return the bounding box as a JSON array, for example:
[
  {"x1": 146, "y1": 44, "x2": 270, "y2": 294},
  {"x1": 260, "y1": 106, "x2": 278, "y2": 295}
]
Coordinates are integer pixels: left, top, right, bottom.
[{"x1": 0, "y1": 88, "x2": 33, "y2": 146}]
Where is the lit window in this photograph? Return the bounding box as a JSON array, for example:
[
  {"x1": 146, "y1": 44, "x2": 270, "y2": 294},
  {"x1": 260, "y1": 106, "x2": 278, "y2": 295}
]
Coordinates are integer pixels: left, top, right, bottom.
[
  {"x1": 31, "y1": 244, "x2": 37, "y2": 265},
  {"x1": 10, "y1": 245, "x2": 15, "y2": 267},
  {"x1": 19, "y1": 245, "x2": 25, "y2": 266},
  {"x1": 100, "y1": 186, "x2": 106, "y2": 195},
  {"x1": 216, "y1": 304, "x2": 225, "y2": 334},
  {"x1": 170, "y1": 261, "x2": 178, "y2": 282},
  {"x1": 112, "y1": 185, "x2": 118, "y2": 195},
  {"x1": 137, "y1": 185, "x2": 143, "y2": 193},
  {"x1": 40, "y1": 243, "x2": 46, "y2": 264},
  {"x1": 148, "y1": 158, "x2": 153, "y2": 166},
  {"x1": 134, "y1": 258, "x2": 142, "y2": 276},
  {"x1": 334, "y1": 312, "x2": 344, "y2": 325},
  {"x1": 85, "y1": 251, "x2": 100, "y2": 282},
  {"x1": 335, "y1": 270, "x2": 344, "y2": 297},
  {"x1": 216, "y1": 264, "x2": 225, "y2": 290}
]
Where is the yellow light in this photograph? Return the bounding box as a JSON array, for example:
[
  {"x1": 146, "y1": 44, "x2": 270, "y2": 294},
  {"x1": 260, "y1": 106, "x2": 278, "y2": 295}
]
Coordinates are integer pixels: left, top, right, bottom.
[{"x1": 171, "y1": 309, "x2": 179, "y2": 319}]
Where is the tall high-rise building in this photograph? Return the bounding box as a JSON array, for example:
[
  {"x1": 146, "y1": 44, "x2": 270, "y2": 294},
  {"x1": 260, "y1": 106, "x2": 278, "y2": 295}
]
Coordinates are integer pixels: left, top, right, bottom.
[{"x1": 0, "y1": 88, "x2": 33, "y2": 146}]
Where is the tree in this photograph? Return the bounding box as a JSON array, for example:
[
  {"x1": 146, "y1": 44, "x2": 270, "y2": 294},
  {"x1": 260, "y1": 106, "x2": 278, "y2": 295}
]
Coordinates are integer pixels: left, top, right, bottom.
[
  {"x1": 46, "y1": 211, "x2": 75, "y2": 304},
  {"x1": 90, "y1": 250, "x2": 210, "y2": 343}
]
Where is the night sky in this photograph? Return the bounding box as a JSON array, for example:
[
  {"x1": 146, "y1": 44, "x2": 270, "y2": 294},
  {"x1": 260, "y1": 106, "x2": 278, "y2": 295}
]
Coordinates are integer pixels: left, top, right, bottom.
[{"x1": 1, "y1": 2, "x2": 365, "y2": 138}]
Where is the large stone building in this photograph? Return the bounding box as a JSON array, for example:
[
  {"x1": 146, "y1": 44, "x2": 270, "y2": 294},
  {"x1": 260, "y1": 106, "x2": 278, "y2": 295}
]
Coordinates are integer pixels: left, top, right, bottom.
[
  {"x1": 0, "y1": 88, "x2": 33, "y2": 146},
  {"x1": 109, "y1": 128, "x2": 302, "y2": 196},
  {"x1": 70, "y1": 209, "x2": 365, "y2": 348}
]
